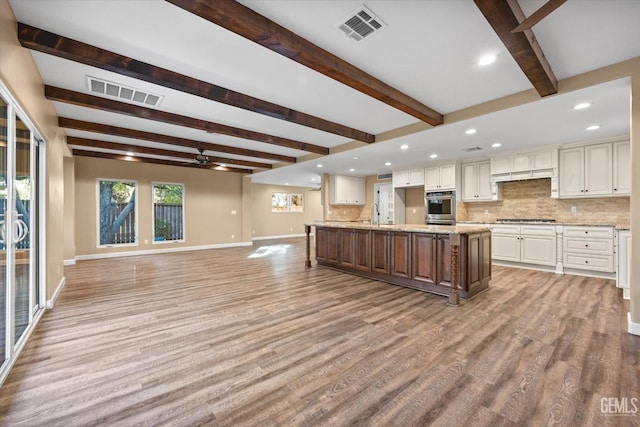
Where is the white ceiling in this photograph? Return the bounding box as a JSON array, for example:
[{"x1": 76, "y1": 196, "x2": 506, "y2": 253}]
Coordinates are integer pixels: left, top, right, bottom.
[{"x1": 8, "y1": 0, "x2": 640, "y2": 186}]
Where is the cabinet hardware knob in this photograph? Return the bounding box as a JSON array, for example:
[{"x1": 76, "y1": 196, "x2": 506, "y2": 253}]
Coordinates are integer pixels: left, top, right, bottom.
[
  {"x1": 614, "y1": 188, "x2": 617, "y2": 191},
  {"x1": 585, "y1": 244, "x2": 589, "y2": 247},
  {"x1": 585, "y1": 260, "x2": 589, "y2": 263}
]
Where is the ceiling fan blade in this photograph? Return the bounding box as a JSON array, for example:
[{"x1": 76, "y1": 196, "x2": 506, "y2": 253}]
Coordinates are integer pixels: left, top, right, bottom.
[{"x1": 511, "y1": 0, "x2": 567, "y2": 33}]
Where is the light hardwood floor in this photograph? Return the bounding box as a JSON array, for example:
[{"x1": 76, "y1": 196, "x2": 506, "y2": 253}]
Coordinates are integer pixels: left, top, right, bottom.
[{"x1": 0, "y1": 238, "x2": 638, "y2": 426}]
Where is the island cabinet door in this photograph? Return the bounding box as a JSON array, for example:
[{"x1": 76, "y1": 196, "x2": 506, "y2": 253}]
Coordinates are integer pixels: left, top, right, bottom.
[
  {"x1": 466, "y1": 232, "x2": 492, "y2": 292},
  {"x1": 466, "y1": 234, "x2": 482, "y2": 290},
  {"x1": 436, "y1": 235, "x2": 452, "y2": 288},
  {"x1": 390, "y1": 232, "x2": 411, "y2": 278},
  {"x1": 315, "y1": 228, "x2": 328, "y2": 262},
  {"x1": 371, "y1": 230, "x2": 390, "y2": 274},
  {"x1": 339, "y1": 230, "x2": 355, "y2": 267},
  {"x1": 326, "y1": 228, "x2": 340, "y2": 264},
  {"x1": 354, "y1": 229, "x2": 371, "y2": 271},
  {"x1": 412, "y1": 233, "x2": 437, "y2": 285}
]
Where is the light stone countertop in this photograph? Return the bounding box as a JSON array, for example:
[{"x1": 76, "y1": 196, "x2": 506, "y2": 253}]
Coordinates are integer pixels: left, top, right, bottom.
[{"x1": 309, "y1": 221, "x2": 490, "y2": 235}]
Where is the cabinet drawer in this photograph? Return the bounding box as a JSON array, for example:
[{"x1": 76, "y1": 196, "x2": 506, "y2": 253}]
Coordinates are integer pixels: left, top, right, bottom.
[
  {"x1": 520, "y1": 225, "x2": 556, "y2": 236},
  {"x1": 490, "y1": 225, "x2": 520, "y2": 234},
  {"x1": 563, "y1": 226, "x2": 613, "y2": 239},
  {"x1": 563, "y1": 253, "x2": 614, "y2": 272},
  {"x1": 563, "y1": 237, "x2": 613, "y2": 255}
]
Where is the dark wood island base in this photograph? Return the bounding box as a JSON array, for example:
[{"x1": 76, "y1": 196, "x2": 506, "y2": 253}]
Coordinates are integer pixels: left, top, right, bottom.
[{"x1": 307, "y1": 223, "x2": 491, "y2": 301}]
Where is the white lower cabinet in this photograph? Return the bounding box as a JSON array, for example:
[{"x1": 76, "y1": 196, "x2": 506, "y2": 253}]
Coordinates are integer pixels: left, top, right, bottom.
[
  {"x1": 491, "y1": 224, "x2": 556, "y2": 266},
  {"x1": 562, "y1": 226, "x2": 614, "y2": 273}
]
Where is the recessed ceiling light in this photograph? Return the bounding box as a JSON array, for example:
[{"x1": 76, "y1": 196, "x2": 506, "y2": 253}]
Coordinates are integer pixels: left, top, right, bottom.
[
  {"x1": 586, "y1": 125, "x2": 600, "y2": 131},
  {"x1": 465, "y1": 128, "x2": 477, "y2": 135},
  {"x1": 352, "y1": 156, "x2": 359, "y2": 160},
  {"x1": 285, "y1": 182, "x2": 289, "y2": 185},
  {"x1": 574, "y1": 102, "x2": 591, "y2": 110},
  {"x1": 491, "y1": 142, "x2": 502, "y2": 148},
  {"x1": 317, "y1": 164, "x2": 323, "y2": 168},
  {"x1": 400, "y1": 144, "x2": 409, "y2": 150},
  {"x1": 349, "y1": 168, "x2": 355, "y2": 172},
  {"x1": 430, "y1": 154, "x2": 438, "y2": 159},
  {"x1": 478, "y1": 54, "x2": 497, "y2": 66},
  {"x1": 385, "y1": 162, "x2": 391, "y2": 166},
  {"x1": 311, "y1": 178, "x2": 316, "y2": 181},
  {"x1": 126, "y1": 152, "x2": 134, "y2": 156}
]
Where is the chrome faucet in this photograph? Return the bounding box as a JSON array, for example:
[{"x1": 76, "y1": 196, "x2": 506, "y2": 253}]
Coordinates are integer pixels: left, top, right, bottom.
[{"x1": 370, "y1": 202, "x2": 380, "y2": 226}]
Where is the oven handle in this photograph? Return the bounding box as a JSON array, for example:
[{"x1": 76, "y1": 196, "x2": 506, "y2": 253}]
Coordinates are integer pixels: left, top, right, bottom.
[{"x1": 425, "y1": 196, "x2": 454, "y2": 201}]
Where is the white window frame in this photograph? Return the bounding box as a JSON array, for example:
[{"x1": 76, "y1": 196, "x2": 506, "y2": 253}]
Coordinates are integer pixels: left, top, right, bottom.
[
  {"x1": 95, "y1": 178, "x2": 139, "y2": 248},
  {"x1": 151, "y1": 181, "x2": 185, "y2": 244}
]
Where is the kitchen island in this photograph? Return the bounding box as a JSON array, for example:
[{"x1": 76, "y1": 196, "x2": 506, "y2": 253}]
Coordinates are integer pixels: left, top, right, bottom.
[{"x1": 304, "y1": 223, "x2": 492, "y2": 302}]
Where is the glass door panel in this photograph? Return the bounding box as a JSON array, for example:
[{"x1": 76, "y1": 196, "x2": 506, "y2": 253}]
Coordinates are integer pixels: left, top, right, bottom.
[
  {"x1": 14, "y1": 115, "x2": 31, "y2": 344},
  {"x1": 0, "y1": 96, "x2": 6, "y2": 365}
]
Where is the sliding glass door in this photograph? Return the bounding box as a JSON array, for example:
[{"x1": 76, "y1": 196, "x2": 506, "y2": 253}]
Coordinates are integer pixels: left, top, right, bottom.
[{"x1": 0, "y1": 84, "x2": 42, "y2": 378}]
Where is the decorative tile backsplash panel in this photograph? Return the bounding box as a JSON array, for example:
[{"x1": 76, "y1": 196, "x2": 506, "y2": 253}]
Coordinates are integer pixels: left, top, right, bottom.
[{"x1": 458, "y1": 178, "x2": 630, "y2": 226}]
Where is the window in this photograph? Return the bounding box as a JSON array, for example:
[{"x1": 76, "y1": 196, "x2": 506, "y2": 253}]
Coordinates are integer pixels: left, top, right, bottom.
[
  {"x1": 153, "y1": 183, "x2": 184, "y2": 242},
  {"x1": 271, "y1": 193, "x2": 304, "y2": 212},
  {"x1": 98, "y1": 179, "x2": 137, "y2": 246}
]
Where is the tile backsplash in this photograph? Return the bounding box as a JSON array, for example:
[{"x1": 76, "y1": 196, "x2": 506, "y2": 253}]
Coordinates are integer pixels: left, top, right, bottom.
[{"x1": 458, "y1": 178, "x2": 630, "y2": 225}]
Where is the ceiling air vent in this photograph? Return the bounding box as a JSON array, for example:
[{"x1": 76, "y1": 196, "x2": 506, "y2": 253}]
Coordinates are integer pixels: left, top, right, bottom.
[
  {"x1": 338, "y1": 5, "x2": 387, "y2": 42},
  {"x1": 465, "y1": 147, "x2": 483, "y2": 152},
  {"x1": 86, "y1": 76, "x2": 163, "y2": 107},
  {"x1": 377, "y1": 172, "x2": 392, "y2": 180}
]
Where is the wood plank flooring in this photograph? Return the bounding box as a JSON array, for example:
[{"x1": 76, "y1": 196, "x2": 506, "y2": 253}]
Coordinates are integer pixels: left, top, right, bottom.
[{"x1": 0, "y1": 238, "x2": 638, "y2": 426}]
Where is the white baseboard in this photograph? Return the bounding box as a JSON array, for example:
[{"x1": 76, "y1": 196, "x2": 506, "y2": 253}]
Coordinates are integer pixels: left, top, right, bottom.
[
  {"x1": 628, "y1": 312, "x2": 640, "y2": 336},
  {"x1": 253, "y1": 233, "x2": 313, "y2": 241},
  {"x1": 75, "y1": 241, "x2": 253, "y2": 261},
  {"x1": 64, "y1": 259, "x2": 76, "y2": 266},
  {"x1": 47, "y1": 276, "x2": 65, "y2": 309}
]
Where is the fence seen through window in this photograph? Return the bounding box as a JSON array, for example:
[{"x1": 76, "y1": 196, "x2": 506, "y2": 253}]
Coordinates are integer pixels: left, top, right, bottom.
[{"x1": 153, "y1": 183, "x2": 184, "y2": 242}]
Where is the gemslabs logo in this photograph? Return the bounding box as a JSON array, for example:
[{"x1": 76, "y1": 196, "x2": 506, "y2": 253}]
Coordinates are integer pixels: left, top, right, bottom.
[{"x1": 601, "y1": 397, "x2": 638, "y2": 416}]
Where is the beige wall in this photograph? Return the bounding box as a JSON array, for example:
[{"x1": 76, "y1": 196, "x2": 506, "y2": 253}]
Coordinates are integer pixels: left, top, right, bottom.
[
  {"x1": 459, "y1": 178, "x2": 630, "y2": 225},
  {"x1": 250, "y1": 184, "x2": 322, "y2": 238},
  {"x1": 74, "y1": 156, "x2": 245, "y2": 256},
  {"x1": 405, "y1": 187, "x2": 425, "y2": 224},
  {"x1": 63, "y1": 157, "x2": 75, "y2": 261},
  {"x1": 1, "y1": 0, "x2": 66, "y2": 300}
]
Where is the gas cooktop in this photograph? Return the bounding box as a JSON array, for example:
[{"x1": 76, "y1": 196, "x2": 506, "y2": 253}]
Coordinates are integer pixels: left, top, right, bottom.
[{"x1": 495, "y1": 218, "x2": 556, "y2": 223}]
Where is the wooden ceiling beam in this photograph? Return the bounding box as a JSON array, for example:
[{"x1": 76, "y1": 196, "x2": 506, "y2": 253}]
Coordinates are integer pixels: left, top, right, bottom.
[
  {"x1": 474, "y1": 0, "x2": 558, "y2": 96},
  {"x1": 46, "y1": 86, "x2": 329, "y2": 155},
  {"x1": 67, "y1": 136, "x2": 270, "y2": 169},
  {"x1": 165, "y1": 0, "x2": 444, "y2": 126},
  {"x1": 511, "y1": 0, "x2": 567, "y2": 33},
  {"x1": 72, "y1": 149, "x2": 251, "y2": 173},
  {"x1": 59, "y1": 117, "x2": 295, "y2": 163},
  {"x1": 18, "y1": 22, "x2": 374, "y2": 143}
]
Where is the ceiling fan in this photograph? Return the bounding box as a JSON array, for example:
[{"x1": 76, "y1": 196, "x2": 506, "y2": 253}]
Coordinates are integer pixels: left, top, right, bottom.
[{"x1": 193, "y1": 148, "x2": 210, "y2": 165}]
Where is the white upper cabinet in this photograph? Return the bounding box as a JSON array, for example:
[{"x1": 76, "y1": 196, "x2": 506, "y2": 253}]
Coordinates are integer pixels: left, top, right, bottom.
[
  {"x1": 490, "y1": 148, "x2": 558, "y2": 182},
  {"x1": 559, "y1": 147, "x2": 585, "y2": 197},
  {"x1": 329, "y1": 175, "x2": 365, "y2": 205},
  {"x1": 613, "y1": 141, "x2": 630, "y2": 195},
  {"x1": 392, "y1": 168, "x2": 424, "y2": 188},
  {"x1": 461, "y1": 161, "x2": 491, "y2": 201},
  {"x1": 424, "y1": 164, "x2": 456, "y2": 191},
  {"x1": 559, "y1": 142, "x2": 621, "y2": 198}
]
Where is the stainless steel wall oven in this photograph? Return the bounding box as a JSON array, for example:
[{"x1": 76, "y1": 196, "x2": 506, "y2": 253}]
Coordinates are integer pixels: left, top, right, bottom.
[{"x1": 425, "y1": 191, "x2": 456, "y2": 225}]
